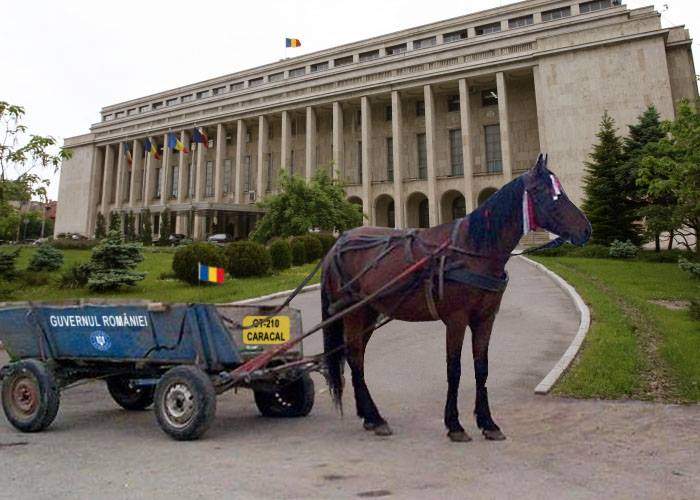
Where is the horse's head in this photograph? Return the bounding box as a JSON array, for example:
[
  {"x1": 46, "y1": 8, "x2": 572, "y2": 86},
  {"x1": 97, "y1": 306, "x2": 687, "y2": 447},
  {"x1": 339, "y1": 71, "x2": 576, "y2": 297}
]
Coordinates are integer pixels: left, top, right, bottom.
[{"x1": 523, "y1": 154, "x2": 591, "y2": 246}]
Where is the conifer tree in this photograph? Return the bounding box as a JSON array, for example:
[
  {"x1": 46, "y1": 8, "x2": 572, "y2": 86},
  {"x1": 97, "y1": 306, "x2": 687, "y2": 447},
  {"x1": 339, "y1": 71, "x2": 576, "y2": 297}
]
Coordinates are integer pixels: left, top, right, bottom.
[
  {"x1": 87, "y1": 230, "x2": 145, "y2": 292},
  {"x1": 159, "y1": 208, "x2": 171, "y2": 245},
  {"x1": 141, "y1": 209, "x2": 153, "y2": 245},
  {"x1": 94, "y1": 212, "x2": 106, "y2": 239},
  {"x1": 125, "y1": 212, "x2": 136, "y2": 242},
  {"x1": 108, "y1": 211, "x2": 121, "y2": 233}
]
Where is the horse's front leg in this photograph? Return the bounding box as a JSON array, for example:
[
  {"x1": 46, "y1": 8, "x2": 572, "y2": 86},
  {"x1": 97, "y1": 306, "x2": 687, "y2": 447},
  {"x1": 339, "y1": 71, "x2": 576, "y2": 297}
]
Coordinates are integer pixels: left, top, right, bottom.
[
  {"x1": 471, "y1": 316, "x2": 506, "y2": 441},
  {"x1": 444, "y1": 318, "x2": 471, "y2": 442}
]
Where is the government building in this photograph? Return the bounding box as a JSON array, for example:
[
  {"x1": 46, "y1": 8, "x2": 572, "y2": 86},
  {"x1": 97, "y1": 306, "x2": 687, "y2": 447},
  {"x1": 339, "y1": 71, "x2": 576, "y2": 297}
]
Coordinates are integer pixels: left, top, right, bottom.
[{"x1": 54, "y1": 0, "x2": 698, "y2": 240}]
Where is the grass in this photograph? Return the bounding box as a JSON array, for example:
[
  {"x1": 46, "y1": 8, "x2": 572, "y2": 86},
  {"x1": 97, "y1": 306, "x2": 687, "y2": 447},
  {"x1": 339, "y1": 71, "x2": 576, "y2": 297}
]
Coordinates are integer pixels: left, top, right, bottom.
[
  {"x1": 1, "y1": 246, "x2": 321, "y2": 303},
  {"x1": 531, "y1": 256, "x2": 700, "y2": 403}
]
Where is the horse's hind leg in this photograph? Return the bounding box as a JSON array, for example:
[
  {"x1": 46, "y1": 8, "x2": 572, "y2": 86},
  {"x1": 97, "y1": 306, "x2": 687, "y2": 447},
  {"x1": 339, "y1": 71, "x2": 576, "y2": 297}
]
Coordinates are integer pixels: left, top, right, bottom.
[
  {"x1": 444, "y1": 317, "x2": 471, "y2": 442},
  {"x1": 471, "y1": 316, "x2": 506, "y2": 441},
  {"x1": 344, "y1": 307, "x2": 391, "y2": 436}
]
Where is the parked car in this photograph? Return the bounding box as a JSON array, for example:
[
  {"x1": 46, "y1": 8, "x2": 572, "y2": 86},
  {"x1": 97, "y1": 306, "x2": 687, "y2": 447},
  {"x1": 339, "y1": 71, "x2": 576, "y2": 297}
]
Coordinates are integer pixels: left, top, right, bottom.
[
  {"x1": 168, "y1": 234, "x2": 188, "y2": 246},
  {"x1": 32, "y1": 238, "x2": 50, "y2": 245},
  {"x1": 207, "y1": 233, "x2": 234, "y2": 245}
]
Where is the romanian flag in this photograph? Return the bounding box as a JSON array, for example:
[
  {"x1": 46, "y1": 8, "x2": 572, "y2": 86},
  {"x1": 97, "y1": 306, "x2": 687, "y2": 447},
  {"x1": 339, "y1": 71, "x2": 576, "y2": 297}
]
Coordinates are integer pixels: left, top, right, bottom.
[
  {"x1": 167, "y1": 132, "x2": 189, "y2": 154},
  {"x1": 144, "y1": 138, "x2": 161, "y2": 160},
  {"x1": 124, "y1": 142, "x2": 133, "y2": 165},
  {"x1": 285, "y1": 37, "x2": 301, "y2": 48},
  {"x1": 198, "y1": 263, "x2": 225, "y2": 284},
  {"x1": 192, "y1": 127, "x2": 209, "y2": 148}
]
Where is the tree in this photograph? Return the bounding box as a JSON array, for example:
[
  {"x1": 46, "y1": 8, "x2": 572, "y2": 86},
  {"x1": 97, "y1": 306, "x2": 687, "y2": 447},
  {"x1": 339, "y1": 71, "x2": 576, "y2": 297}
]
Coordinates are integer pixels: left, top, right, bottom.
[
  {"x1": 637, "y1": 101, "x2": 700, "y2": 254},
  {"x1": 159, "y1": 208, "x2": 171, "y2": 244},
  {"x1": 582, "y1": 112, "x2": 641, "y2": 246},
  {"x1": 94, "y1": 212, "x2": 106, "y2": 239},
  {"x1": 251, "y1": 169, "x2": 363, "y2": 243},
  {"x1": 141, "y1": 208, "x2": 153, "y2": 245},
  {"x1": 125, "y1": 212, "x2": 136, "y2": 242},
  {"x1": 108, "y1": 211, "x2": 121, "y2": 233},
  {"x1": 86, "y1": 230, "x2": 145, "y2": 292}
]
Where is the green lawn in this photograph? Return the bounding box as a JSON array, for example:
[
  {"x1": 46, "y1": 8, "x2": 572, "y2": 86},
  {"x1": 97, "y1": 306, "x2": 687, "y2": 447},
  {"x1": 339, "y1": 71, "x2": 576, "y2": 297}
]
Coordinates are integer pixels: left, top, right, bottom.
[
  {"x1": 531, "y1": 256, "x2": 700, "y2": 403},
  {"x1": 1, "y1": 246, "x2": 321, "y2": 303}
]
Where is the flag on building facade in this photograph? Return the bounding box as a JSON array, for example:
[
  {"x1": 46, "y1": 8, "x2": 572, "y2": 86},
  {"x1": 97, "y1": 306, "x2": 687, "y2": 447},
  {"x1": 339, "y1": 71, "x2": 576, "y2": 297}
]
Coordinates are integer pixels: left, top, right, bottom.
[
  {"x1": 192, "y1": 127, "x2": 209, "y2": 148},
  {"x1": 124, "y1": 142, "x2": 133, "y2": 165},
  {"x1": 285, "y1": 37, "x2": 301, "y2": 48},
  {"x1": 198, "y1": 262, "x2": 225, "y2": 284},
  {"x1": 144, "y1": 138, "x2": 161, "y2": 160},
  {"x1": 167, "y1": 132, "x2": 189, "y2": 154}
]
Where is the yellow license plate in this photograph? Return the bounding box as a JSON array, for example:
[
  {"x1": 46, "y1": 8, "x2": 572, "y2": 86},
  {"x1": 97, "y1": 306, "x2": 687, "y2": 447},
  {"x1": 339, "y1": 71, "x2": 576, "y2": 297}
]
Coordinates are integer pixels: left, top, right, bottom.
[{"x1": 242, "y1": 315, "x2": 291, "y2": 345}]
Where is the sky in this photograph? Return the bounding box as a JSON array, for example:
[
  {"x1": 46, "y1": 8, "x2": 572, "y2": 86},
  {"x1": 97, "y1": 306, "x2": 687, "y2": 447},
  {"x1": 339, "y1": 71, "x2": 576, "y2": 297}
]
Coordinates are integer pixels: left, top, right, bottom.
[{"x1": 2, "y1": 0, "x2": 698, "y2": 199}]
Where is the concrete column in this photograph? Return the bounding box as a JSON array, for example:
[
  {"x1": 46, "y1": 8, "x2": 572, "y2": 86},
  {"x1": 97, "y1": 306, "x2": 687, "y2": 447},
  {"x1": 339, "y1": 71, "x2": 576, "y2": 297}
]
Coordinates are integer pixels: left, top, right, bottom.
[
  {"x1": 360, "y1": 96, "x2": 372, "y2": 225},
  {"x1": 496, "y1": 71, "x2": 513, "y2": 181},
  {"x1": 87, "y1": 146, "x2": 104, "y2": 236},
  {"x1": 177, "y1": 131, "x2": 189, "y2": 203},
  {"x1": 234, "y1": 120, "x2": 246, "y2": 204},
  {"x1": 305, "y1": 106, "x2": 316, "y2": 181},
  {"x1": 532, "y1": 65, "x2": 548, "y2": 154},
  {"x1": 214, "y1": 124, "x2": 225, "y2": 201},
  {"x1": 390, "y1": 91, "x2": 405, "y2": 229},
  {"x1": 100, "y1": 145, "x2": 114, "y2": 216},
  {"x1": 161, "y1": 133, "x2": 171, "y2": 205},
  {"x1": 423, "y1": 85, "x2": 439, "y2": 226},
  {"x1": 129, "y1": 140, "x2": 142, "y2": 207},
  {"x1": 280, "y1": 111, "x2": 291, "y2": 172},
  {"x1": 257, "y1": 115, "x2": 268, "y2": 198},
  {"x1": 458, "y1": 78, "x2": 475, "y2": 213},
  {"x1": 143, "y1": 142, "x2": 154, "y2": 207},
  {"x1": 194, "y1": 213, "x2": 205, "y2": 240},
  {"x1": 332, "y1": 102, "x2": 344, "y2": 180},
  {"x1": 114, "y1": 142, "x2": 126, "y2": 209},
  {"x1": 195, "y1": 139, "x2": 206, "y2": 202}
]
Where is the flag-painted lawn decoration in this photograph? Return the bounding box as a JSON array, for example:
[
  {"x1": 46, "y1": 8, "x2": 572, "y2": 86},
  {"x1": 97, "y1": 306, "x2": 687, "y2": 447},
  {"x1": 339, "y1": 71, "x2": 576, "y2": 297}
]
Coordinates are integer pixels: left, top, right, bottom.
[{"x1": 199, "y1": 263, "x2": 225, "y2": 284}]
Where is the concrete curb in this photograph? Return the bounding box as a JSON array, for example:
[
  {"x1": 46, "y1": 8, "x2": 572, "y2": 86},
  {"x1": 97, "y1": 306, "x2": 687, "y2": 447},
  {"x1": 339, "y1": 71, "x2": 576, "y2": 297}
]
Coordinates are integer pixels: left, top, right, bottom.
[
  {"x1": 230, "y1": 283, "x2": 321, "y2": 305},
  {"x1": 518, "y1": 256, "x2": 591, "y2": 395}
]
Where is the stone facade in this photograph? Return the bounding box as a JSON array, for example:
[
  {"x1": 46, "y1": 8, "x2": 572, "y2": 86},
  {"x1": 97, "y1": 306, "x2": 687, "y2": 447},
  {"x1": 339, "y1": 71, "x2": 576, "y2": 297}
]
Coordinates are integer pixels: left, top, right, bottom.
[{"x1": 54, "y1": 0, "x2": 698, "y2": 239}]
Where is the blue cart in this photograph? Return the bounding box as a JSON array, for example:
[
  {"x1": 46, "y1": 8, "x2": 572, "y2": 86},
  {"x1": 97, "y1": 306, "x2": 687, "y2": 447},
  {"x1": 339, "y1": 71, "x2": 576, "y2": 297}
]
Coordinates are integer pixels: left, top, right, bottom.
[{"x1": 0, "y1": 300, "x2": 317, "y2": 440}]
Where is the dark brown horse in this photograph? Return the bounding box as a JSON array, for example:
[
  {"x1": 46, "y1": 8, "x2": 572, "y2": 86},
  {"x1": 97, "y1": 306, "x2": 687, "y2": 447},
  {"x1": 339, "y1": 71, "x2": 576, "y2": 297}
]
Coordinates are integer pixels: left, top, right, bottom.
[{"x1": 321, "y1": 155, "x2": 591, "y2": 442}]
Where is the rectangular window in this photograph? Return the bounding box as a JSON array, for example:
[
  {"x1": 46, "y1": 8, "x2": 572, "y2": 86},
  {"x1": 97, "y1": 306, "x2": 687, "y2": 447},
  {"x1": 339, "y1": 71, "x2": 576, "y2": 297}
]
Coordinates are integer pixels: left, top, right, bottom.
[
  {"x1": 416, "y1": 100, "x2": 425, "y2": 117},
  {"x1": 542, "y1": 6, "x2": 571, "y2": 21},
  {"x1": 386, "y1": 43, "x2": 407, "y2": 56},
  {"x1": 249, "y1": 77, "x2": 263, "y2": 87},
  {"x1": 230, "y1": 82, "x2": 244, "y2": 91},
  {"x1": 385, "y1": 105, "x2": 392, "y2": 121},
  {"x1": 413, "y1": 36, "x2": 436, "y2": 49},
  {"x1": 447, "y1": 95, "x2": 460, "y2": 112},
  {"x1": 244, "y1": 156, "x2": 251, "y2": 191},
  {"x1": 289, "y1": 67, "x2": 306, "y2": 78},
  {"x1": 476, "y1": 22, "x2": 501, "y2": 35},
  {"x1": 155, "y1": 167, "x2": 162, "y2": 198},
  {"x1": 182, "y1": 94, "x2": 193, "y2": 103},
  {"x1": 482, "y1": 88, "x2": 498, "y2": 107},
  {"x1": 449, "y1": 129, "x2": 463, "y2": 176},
  {"x1": 212, "y1": 86, "x2": 225, "y2": 95},
  {"x1": 196, "y1": 90, "x2": 209, "y2": 99},
  {"x1": 165, "y1": 98, "x2": 178, "y2": 107},
  {"x1": 139, "y1": 105, "x2": 150, "y2": 113},
  {"x1": 266, "y1": 153, "x2": 273, "y2": 191},
  {"x1": 115, "y1": 111, "x2": 125, "y2": 119},
  {"x1": 153, "y1": 214, "x2": 160, "y2": 236},
  {"x1": 508, "y1": 14, "x2": 534, "y2": 29},
  {"x1": 188, "y1": 162, "x2": 195, "y2": 198},
  {"x1": 205, "y1": 161, "x2": 214, "y2": 197},
  {"x1": 152, "y1": 102, "x2": 163, "y2": 110},
  {"x1": 223, "y1": 159, "x2": 232, "y2": 194},
  {"x1": 386, "y1": 137, "x2": 394, "y2": 182},
  {"x1": 580, "y1": 0, "x2": 615, "y2": 13},
  {"x1": 443, "y1": 29, "x2": 468, "y2": 43},
  {"x1": 417, "y1": 133, "x2": 427, "y2": 180},
  {"x1": 334, "y1": 55, "x2": 354, "y2": 67},
  {"x1": 268, "y1": 72, "x2": 284, "y2": 82},
  {"x1": 171, "y1": 165, "x2": 179, "y2": 198},
  {"x1": 104, "y1": 114, "x2": 113, "y2": 121},
  {"x1": 127, "y1": 108, "x2": 136, "y2": 116},
  {"x1": 484, "y1": 125, "x2": 503, "y2": 173},
  {"x1": 310, "y1": 61, "x2": 329, "y2": 73},
  {"x1": 359, "y1": 49, "x2": 379, "y2": 62}
]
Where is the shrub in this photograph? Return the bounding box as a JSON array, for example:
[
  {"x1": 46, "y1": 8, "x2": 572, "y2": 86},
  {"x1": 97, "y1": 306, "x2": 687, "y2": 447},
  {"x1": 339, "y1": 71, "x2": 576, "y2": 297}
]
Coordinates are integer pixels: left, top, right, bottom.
[
  {"x1": 299, "y1": 234, "x2": 323, "y2": 262},
  {"x1": 689, "y1": 300, "x2": 700, "y2": 321},
  {"x1": 289, "y1": 237, "x2": 307, "y2": 266},
  {"x1": 87, "y1": 231, "x2": 145, "y2": 292},
  {"x1": 224, "y1": 241, "x2": 271, "y2": 278},
  {"x1": 678, "y1": 258, "x2": 700, "y2": 279},
  {"x1": 315, "y1": 233, "x2": 337, "y2": 254},
  {"x1": 268, "y1": 239, "x2": 292, "y2": 270},
  {"x1": 0, "y1": 248, "x2": 20, "y2": 280},
  {"x1": 608, "y1": 240, "x2": 638, "y2": 259},
  {"x1": 58, "y1": 263, "x2": 92, "y2": 289},
  {"x1": 637, "y1": 249, "x2": 694, "y2": 263},
  {"x1": 0, "y1": 280, "x2": 17, "y2": 300},
  {"x1": 172, "y1": 242, "x2": 226, "y2": 285},
  {"x1": 51, "y1": 238, "x2": 99, "y2": 250},
  {"x1": 28, "y1": 244, "x2": 64, "y2": 272},
  {"x1": 18, "y1": 271, "x2": 51, "y2": 287},
  {"x1": 570, "y1": 244, "x2": 610, "y2": 259}
]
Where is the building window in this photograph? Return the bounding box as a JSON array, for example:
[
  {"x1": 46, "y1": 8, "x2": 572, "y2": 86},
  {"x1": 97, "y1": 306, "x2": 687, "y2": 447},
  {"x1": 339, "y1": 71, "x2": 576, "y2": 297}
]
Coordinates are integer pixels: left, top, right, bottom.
[
  {"x1": 386, "y1": 137, "x2": 394, "y2": 181},
  {"x1": 171, "y1": 165, "x2": 179, "y2": 198},
  {"x1": 447, "y1": 95, "x2": 460, "y2": 112},
  {"x1": 289, "y1": 67, "x2": 305, "y2": 78},
  {"x1": 244, "y1": 156, "x2": 251, "y2": 191},
  {"x1": 155, "y1": 167, "x2": 162, "y2": 198},
  {"x1": 385, "y1": 105, "x2": 392, "y2": 121},
  {"x1": 386, "y1": 43, "x2": 407, "y2": 55},
  {"x1": 196, "y1": 90, "x2": 209, "y2": 99},
  {"x1": 207, "y1": 139, "x2": 214, "y2": 148},
  {"x1": 249, "y1": 77, "x2": 263, "y2": 87},
  {"x1": 182, "y1": 94, "x2": 193, "y2": 103},
  {"x1": 359, "y1": 49, "x2": 379, "y2": 62},
  {"x1": 355, "y1": 109, "x2": 361, "y2": 128},
  {"x1": 413, "y1": 36, "x2": 437, "y2": 49},
  {"x1": 152, "y1": 102, "x2": 163, "y2": 110},
  {"x1": 268, "y1": 126, "x2": 274, "y2": 140},
  {"x1": 166, "y1": 98, "x2": 178, "y2": 107},
  {"x1": 204, "y1": 161, "x2": 214, "y2": 197},
  {"x1": 484, "y1": 124, "x2": 502, "y2": 173},
  {"x1": 357, "y1": 141, "x2": 362, "y2": 183},
  {"x1": 443, "y1": 29, "x2": 468, "y2": 43},
  {"x1": 416, "y1": 100, "x2": 425, "y2": 117},
  {"x1": 127, "y1": 108, "x2": 136, "y2": 116},
  {"x1": 452, "y1": 196, "x2": 466, "y2": 220},
  {"x1": 266, "y1": 153, "x2": 273, "y2": 191},
  {"x1": 508, "y1": 14, "x2": 534, "y2": 29},
  {"x1": 417, "y1": 133, "x2": 427, "y2": 179},
  {"x1": 223, "y1": 159, "x2": 232, "y2": 194},
  {"x1": 269, "y1": 72, "x2": 284, "y2": 82},
  {"x1": 114, "y1": 111, "x2": 125, "y2": 119},
  {"x1": 482, "y1": 88, "x2": 498, "y2": 107},
  {"x1": 139, "y1": 105, "x2": 150, "y2": 113},
  {"x1": 230, "y1": 82, "x2": 244, "y2": 91},
  {"x1": 310, "y1": 61, "x2": 329, "y2": 73},
  {"x1": 104, "y1": 114, "x2": 113, "y2": 121},
  {"x1": 476, "y1": 22, "x2": 501, "y2": 35},
  {"x1": 418, "y1": 199, "x2": 429, "y2": 228},
  {"x1": 449, "y1": 129, "x2": 463, "y2": 175},
  {"x1": 542, "y1": 6, "x2": 571, "y2": 21},
  {"x1": 212, "y1": 86, "x2": 225, "y2": 95},
  {"x1": 188, "y1": 162, "x2": 195, "y2": 198},
  {"x1": 153, "y1": 214, "x2": 160, "y2": 235},
  {"x1": 334, "y1": 55, "x2": 354, "y2": 67},
  {"x1": 580, "y1": 0, "x2": 617, "y2": 13}
]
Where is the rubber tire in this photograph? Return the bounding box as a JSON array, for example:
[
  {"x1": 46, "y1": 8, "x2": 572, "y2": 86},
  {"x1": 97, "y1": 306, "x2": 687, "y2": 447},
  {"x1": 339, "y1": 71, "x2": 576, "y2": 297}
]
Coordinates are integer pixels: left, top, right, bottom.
[
  {"x1": 107, "y1": 377, "x2": 155, "y2": 411},
  {"x1": 254, "y1": 374, "x2": 315, "y2": 418},
  {"x1": 1, "y1": 359, "x2": 60, "y2": 433},
  {"x1": 154, "y1": 366, "x2": 216, "y2": 441}
]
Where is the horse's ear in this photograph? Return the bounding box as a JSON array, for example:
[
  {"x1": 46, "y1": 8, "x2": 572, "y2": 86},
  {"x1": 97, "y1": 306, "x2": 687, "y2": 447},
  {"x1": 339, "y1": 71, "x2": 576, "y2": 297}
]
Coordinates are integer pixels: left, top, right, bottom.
[{"x1": 531, "y1": 154, "x2": 545, "y2": 176}]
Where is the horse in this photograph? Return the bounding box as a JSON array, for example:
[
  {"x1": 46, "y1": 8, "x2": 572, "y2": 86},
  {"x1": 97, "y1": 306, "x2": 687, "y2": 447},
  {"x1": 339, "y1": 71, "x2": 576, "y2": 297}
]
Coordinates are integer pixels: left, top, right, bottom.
[{"x1": 320, "y1": 154, "x2": 591, "y2": 442}]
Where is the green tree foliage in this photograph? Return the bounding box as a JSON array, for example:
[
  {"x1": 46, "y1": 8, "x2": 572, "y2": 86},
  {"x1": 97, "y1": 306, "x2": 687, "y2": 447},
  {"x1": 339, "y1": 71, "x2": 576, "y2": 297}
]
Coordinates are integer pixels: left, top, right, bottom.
[
  {"x1": 141, "y1": 209, "x2": 153, "y2": 245},
  {"x1": 125, "y1": 212, "x2": 136, "y2": 242},
  {"x1": 299, "y1": 234, "x2": 323, "y2": 262},
  {"x1": 159, "y1": 208, "x2": 171, "y2": 245},
  {"x1": 108, "y1": 211, "x2": 121, "y2": 233},
  {"x1": 268, "y1": 239, "x2": 292, "y2": 270},
  {"x1": 224, "y1": 241, "x2": 271, "y2": 277},
  {"x1": 28, "y1": 244, "x2": 63, "y2": 271},
  {"x1": 582, "y1": 112, "x2": 642, "y2": 246},
  {"x1": 251, "y1": 170, "x2": 363, "y2": 242},
  {"x1": 637, "y1": 102, "x2": 700, "y2": 254},
  {"x1": 94, "y1": 212, "x2": 107, "y2": 239},
  {"x1": 289, "y1": 237, "x2": 306, "y2": 266},
  {"x1": 0, "y1": 248, "x2": 20, "y2": 280},
  {"x1": 172, "y1": 242, "x2": 226, "y2": 285},
  {"x1": 315, "y1": 233, "x2": 337, "y2": 254},
  {"x1": 86, "y1": 231, "x2": 145, "y2": 292}
]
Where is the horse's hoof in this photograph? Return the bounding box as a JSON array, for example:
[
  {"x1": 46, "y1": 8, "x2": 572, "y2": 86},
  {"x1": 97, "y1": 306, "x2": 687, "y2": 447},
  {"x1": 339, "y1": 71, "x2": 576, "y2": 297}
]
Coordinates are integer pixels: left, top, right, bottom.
[
  {"x1": 447, "y1": 431, "x2": 472, "y2": 442},
  {"x1": 373, "y1": 423, "x2": 393, "y2": 436},
  {"x1": 483, "y1": 428, "x2": 506, "y2": 441}
]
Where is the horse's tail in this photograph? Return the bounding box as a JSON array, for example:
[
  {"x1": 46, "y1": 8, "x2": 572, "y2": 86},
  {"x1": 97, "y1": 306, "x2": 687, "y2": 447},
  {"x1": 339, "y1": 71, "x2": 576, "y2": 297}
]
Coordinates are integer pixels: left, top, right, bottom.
[{"x1": 322, "y1": 274, "x2": 345, "y2": 413}]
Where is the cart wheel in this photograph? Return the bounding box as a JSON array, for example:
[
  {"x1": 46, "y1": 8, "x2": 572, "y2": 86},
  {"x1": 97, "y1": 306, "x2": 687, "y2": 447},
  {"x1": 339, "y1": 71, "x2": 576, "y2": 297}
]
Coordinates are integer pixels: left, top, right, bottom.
[
  {"x1": 254, "y1": 373, "x2": 315, "y2": 418},
  {"x1": 1, "y1": 359, "x2": 60, "y2": 433},
  {"x1": 154, "y1": 366, "x2": 216, "y2": 441},
  {"x1": 107, "y1": 377, "x2": 155, "y2": 411}
]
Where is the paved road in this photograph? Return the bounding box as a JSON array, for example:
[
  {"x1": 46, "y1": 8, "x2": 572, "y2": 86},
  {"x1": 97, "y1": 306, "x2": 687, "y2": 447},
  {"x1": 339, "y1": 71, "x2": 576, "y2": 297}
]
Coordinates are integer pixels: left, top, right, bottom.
[{"x1": 1, "y1": 258, "x2": 698, "y2": 499}]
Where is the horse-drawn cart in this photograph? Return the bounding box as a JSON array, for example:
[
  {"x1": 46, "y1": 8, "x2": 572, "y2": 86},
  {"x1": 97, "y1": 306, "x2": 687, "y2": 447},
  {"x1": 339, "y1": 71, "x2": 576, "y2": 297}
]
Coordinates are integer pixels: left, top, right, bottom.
[{"x1": 0, "y1": 300, "x2": 318, "y2": 440}]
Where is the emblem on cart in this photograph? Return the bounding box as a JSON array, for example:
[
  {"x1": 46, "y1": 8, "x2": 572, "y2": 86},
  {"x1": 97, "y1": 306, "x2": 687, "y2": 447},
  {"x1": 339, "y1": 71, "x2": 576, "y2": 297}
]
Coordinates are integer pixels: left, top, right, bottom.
[{"x1": 90, "y1": 331, "x2": 112, "y2": 352}]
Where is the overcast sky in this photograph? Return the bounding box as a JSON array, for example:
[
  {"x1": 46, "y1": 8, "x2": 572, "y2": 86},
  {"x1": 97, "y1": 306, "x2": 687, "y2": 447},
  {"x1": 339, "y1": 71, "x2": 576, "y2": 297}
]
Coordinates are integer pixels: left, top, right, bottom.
[{"x1": 3, "y1": 0, "x2": 698, "y2": 199}]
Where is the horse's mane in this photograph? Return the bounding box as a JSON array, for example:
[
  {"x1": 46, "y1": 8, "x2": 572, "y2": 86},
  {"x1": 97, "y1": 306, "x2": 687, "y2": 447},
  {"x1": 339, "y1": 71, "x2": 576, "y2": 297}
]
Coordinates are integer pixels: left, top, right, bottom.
[{"x1": 465, "y1": 175, "x2": 525, "y2": 253}]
